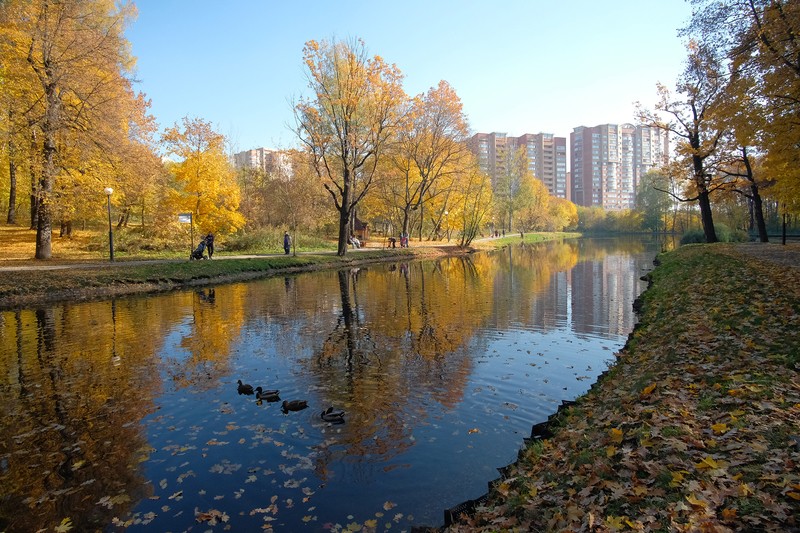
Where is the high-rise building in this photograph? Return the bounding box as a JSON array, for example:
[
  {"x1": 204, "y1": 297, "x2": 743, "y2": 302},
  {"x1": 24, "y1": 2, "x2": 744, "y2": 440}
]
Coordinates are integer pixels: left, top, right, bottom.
[
  {"x1": 570, "y1": 124, "x2": 668, "y2": 210},
  {"x1": 516, "y1": 133, "x2": 568, "y2": 200},
  {"x1": 232, "y1": 148, "x2": 292, "y2": 178},
  {"x1": 466, "y1": 132, "x2": 569, "y2": 199}
]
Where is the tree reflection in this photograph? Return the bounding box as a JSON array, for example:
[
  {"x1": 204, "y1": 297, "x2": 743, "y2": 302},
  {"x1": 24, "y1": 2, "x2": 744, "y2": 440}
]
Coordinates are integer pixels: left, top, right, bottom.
[{"x1": 0, "y1": 304, "x2": 156, "y2": 532}]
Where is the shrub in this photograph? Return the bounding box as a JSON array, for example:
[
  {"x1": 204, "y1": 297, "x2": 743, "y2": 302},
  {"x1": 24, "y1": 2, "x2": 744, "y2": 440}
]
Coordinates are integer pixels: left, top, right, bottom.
[{"x1": 680, "y1": 223, "x2": 749, "y2": 245}]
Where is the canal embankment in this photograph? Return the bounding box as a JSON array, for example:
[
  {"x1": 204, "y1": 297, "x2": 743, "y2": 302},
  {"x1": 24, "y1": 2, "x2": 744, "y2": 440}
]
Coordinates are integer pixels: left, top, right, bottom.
[
  {"x1": 0, "y1": 246, "x2": 465, "y2": 310},
  {"x1": 444, "y1": 242, "x2": 800, "y2": 532}
]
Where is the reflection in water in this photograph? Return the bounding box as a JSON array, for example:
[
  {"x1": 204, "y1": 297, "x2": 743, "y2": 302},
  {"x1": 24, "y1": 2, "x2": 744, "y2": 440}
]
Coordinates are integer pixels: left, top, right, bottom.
[{"x1": 0, "y1": 237, "x2": 659, "y2": 531}]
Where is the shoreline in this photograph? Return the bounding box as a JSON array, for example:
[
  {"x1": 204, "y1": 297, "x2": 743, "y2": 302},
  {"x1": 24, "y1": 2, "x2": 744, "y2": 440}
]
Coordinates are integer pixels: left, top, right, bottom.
[
  {"x1": 444, "y1": 243, "x2": 800, "y2": 531},
  {"x1": 0, "y1": 245, "x2": 475, "y2": 310}
]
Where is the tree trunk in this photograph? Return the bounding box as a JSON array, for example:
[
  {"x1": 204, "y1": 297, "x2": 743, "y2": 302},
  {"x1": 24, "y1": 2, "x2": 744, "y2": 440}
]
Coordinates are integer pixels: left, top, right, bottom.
[
  {"x1": 691, "y1": 149, "x2": 717, "y2": 243},
  {"x1": 36, "y1": 84, "x2": 59, "y2": 260},
  {"x1": 29, "y1": 131, "x2": 39, "y2": 230},
  {"x1": 751, "y1": 184, "x2": 769, "y2": 243},
  {"x1": 337, "y1": 207, "x2": 350, "y2": 256},
  {"x1": 741, "y1": 147, "x2": 768, "y2": 243},
  {"x1": 7, "y1": 156, "x2": 16, "y2": 224},
  {"x1": 7, "y1": 109, "x2": 17, "y2": 223},
  {"x1": 336, "y1": 168, "x2": 353, "y2": 256}
]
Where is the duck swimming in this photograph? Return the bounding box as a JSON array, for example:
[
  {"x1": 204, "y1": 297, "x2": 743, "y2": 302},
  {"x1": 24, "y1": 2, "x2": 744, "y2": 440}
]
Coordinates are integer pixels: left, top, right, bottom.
[
  {"x1": 255, "y1": 387, "x2": 280, "y2": 402},
  {"x1": 281, "y1": 400, "x2": 308, "y2": 412},
  {"x1": 237, "y1": 380, "x2": 254, "y2": 395},
  {"x1": 320, "y1": 406, "x2": 345, "y2": 423}
]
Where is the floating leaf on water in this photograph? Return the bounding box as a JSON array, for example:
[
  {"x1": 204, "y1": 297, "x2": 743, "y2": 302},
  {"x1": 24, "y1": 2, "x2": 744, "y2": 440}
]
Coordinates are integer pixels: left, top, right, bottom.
[
  {"x1": 54, "y1": 517, "x2": 73, "y2": 532},
  {"x1": 383, "y1": 501, "x2": 396, "y2": 511}
]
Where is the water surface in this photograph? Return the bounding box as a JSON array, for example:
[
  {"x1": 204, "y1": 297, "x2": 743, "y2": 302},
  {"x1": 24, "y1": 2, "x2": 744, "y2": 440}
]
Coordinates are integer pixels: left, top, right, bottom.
[{"x1": 0, "y1": 237, "x2": 659, "y2": 532}]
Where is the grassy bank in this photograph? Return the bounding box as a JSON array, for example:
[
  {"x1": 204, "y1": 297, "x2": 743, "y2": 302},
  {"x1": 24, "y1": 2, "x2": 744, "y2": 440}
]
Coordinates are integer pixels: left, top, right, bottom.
[
  {"x1": 447, "y1": 243, "x2": 800, "y2": 532},
  {"x1": 0, "y1": 249, "x2": 417, "y2": 309},
  {"x1": 0, "y1": 228, "x2": 579, "y2": 309}
]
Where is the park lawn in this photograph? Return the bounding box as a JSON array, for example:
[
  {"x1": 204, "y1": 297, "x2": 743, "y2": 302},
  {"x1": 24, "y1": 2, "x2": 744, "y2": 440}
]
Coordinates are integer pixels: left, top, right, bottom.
[{"x1": 447, "y1": 243, "x2": 800, "y2": 532}]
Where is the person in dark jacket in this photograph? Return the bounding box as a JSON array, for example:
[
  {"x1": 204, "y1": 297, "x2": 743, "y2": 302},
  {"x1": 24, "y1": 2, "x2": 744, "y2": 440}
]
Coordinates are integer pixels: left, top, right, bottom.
[
  {"x1": 283, "y1": 232, "x2": 291, "y2": 255},
  {"x1": 205, "y1": 233, "x2": 215, "y2": 259}
]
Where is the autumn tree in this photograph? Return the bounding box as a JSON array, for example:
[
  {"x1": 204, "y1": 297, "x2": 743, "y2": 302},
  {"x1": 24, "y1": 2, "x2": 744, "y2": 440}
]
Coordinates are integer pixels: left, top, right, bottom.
[
  {"x1": 636, "y1": 171, "x2": 674, "y2": 233},
  {"x1": 455, "y1": 167, "x2": 493, "y2": 247},
  {"x1": 0, "y1": 0, "x2": 139, "y2": 259},
  {"x1": 272, "y1": 150, "x2": 331, "y2": 254},
  {"x1": 161, "y1": 117, "x2": 245, "y2": 236},
  {"x1": 685, "y1": 0, "x2": 800, "y2": 227},
  {"x1": 639, "y1": 43, "x2": 728, "y2": 243},
  {"x1": 294, "y1": 38, "x2": 405, "y2": 256},
  {"x1": 493, "y1": 147, "x2": 531, "y2": 233},
  {"x1": 547, "y1": 197, "x2": 579, "y2": 232},
  {"x1": 392, "y1": 80, "x2": 471, "y2": 240},
  {"x1": 515, "y1": 174, "x2": 552, "y2": 232}
]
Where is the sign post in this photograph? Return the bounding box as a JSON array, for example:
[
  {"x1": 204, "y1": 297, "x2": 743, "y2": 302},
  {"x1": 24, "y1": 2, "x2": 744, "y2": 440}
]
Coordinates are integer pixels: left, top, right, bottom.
[{"x1": 178, "y1": 213, "x2": 193, "y2": 255}]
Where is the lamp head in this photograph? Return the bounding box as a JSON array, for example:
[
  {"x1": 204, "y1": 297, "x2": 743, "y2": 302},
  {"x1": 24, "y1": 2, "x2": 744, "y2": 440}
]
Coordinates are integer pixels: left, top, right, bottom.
[{"x1": 104, "y1": 187, "x2": 114, "y2": 196}]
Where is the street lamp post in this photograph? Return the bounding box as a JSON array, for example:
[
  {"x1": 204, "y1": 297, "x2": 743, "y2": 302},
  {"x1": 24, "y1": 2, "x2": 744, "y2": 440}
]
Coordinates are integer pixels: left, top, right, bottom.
[{"x1": 104, "y1": 187, "x2": 114, "y2": 262}]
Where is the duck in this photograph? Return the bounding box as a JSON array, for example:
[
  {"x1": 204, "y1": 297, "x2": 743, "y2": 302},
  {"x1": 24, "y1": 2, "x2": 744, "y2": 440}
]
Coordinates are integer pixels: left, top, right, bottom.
[
  {"x1": 320, "y1": 406, "x2": 345, "y2": 423},
  {"x1": 255, "y1": 386, "x2": 280, "y2": 402},
  {"x1": 281, "y1": 399, "x2": 308, "y2": 412},
  {"x1": 237, "y1": 380, "x2": 254, "y2": 395}
]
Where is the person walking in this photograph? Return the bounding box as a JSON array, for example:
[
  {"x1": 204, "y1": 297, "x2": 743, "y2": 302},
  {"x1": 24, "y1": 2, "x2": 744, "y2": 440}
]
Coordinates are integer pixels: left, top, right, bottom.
[
  {"x1": 205, "y1": 233, "x2": 215, "y2": 259},
  {"x1": 283, "y1": 231, "x2": 292, "y2": 255}
]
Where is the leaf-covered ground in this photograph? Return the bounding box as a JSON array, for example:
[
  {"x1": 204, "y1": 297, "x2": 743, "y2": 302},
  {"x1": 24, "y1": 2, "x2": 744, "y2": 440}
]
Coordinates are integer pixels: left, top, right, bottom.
[{"x1": 446, "y1": 243, "x2": 800, "y2": 532}]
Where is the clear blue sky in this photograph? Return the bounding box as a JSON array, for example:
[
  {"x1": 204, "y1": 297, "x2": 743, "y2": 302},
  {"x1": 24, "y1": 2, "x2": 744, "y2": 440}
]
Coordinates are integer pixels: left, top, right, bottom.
[{"x1": 125, "y1": 0, "x2": 693, "y2": 153}]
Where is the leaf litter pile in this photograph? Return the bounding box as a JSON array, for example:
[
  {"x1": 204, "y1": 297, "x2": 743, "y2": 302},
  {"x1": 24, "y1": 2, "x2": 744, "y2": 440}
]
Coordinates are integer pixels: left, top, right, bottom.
[{"x1": 447, "y1": 244, "x2": 800, "y2": 532}]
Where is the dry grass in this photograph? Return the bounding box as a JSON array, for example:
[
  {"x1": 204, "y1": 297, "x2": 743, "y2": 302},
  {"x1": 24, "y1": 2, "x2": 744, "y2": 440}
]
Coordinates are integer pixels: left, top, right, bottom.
[{"x1": 0, "y1": 224, "x2": 107, "y2": 264}]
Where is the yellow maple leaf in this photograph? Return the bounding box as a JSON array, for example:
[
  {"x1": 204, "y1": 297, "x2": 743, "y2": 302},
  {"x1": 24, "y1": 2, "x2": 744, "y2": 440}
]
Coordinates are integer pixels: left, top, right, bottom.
[
  {"x1": 787, "y1": 492, "x2": 800, "y2": 501},
  {"x1": 496, "y1": 481, "x2": 511, "y2": 497},
  {"x1": 609, "y1": 428, "x2": 624, "y2": 444},
  {"x1": 738, "y1": 483, "x2": 754, "y2": 496},
  {"x1": 711, "y1": 423, "x2": 728, "y2": 434},
  {"x1": 606, "y1": 445, "x2": 618, "y2": 458},
  {"x1": 641, "y1": 383, "x2": 657, "y2": 396},
  {"x1": 685, "y1": 494, "x2": 708, "y2": 508},
  {"x1": 604, "y1": 515, "x2": 625, "y2": 529},
  {"x1": 695, "y1": 456, "x2": 719, "y2": 470},
  {"x1": 670, "y1": 471, "x2": 686, "y2": 487},
  {"x1": 721, "y1": 508, "x2": 737, "y2": 520}
]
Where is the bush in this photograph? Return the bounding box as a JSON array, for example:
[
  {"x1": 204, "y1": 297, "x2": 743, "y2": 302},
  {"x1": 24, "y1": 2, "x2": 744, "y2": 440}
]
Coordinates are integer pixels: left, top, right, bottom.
[
  {"x1": 680, "y1": 223, "x2": 749, "y2": 245},
  {"x1": 224, "y1": 228, "x2": 336, "y2": 254},
  {"x1": 87, "y1": 226, "x2": 186, "y2": 253},
  {"x1": 224, "y1": 228, "x2": 283, "y2": 252}
]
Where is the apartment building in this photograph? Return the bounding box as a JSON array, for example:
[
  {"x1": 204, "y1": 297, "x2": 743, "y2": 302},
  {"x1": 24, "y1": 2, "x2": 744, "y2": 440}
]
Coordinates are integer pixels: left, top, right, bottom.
[
  {"x1": 466, "y1": 132, "x2": 569, "y2": 199},
  {"x1": 232, "y1": 148, "x2": 292, "y2": 178},
  {"x1": 570, "y1": 124, "x2": 668, "y2": 210}
]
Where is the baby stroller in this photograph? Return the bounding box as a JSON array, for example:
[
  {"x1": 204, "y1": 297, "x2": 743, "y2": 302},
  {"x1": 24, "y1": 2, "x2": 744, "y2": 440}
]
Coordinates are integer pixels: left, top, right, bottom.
[{"x1": 190, "y1": 239, "x2": 207, "y2": 260}]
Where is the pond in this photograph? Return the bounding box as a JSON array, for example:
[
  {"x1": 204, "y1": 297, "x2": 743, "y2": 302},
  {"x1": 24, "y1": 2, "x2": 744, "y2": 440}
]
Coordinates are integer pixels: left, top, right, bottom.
[{"x1": 0, "y1": 237, "x2": 663, "y2": 532}]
